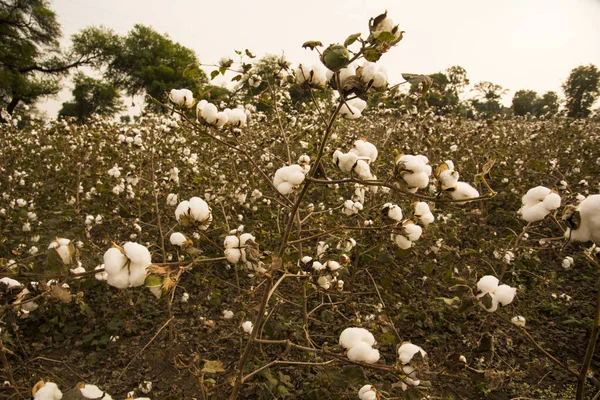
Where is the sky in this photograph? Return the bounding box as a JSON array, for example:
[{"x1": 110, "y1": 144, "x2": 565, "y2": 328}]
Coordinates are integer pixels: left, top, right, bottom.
[{"x1": 39, "y1": 0, "x2": 600, "y2": 118}]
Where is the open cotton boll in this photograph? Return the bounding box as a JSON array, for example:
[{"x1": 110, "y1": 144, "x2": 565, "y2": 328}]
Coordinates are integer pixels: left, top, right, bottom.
[
  {"x1": 227, "y1": 108, "x2": 247, "y2": 127},
  {"x1": 562, "y1": 256, "x2": 574, "y2": 269},
  {"x1": 495, "y1": 284, "x2": 517, "y2": 306},
  {"x1": 403, "y1": 222, "x2": 423, "y2": 242},
  {"x1": 94, "y1": 265, "x2": 107, "y2": 281},
  {"x1": 33, "y1": 381, "x2": 62, "y2": 400},
  {"x1": 223, "y1": 310, "x2": 234, "y2": 319},
  {"x1": 353, "y1": 160, "x2": 373, "y2": 180},
  {"x1": 340, "y1": 103, "x2": 362, "y2": 119},
  {"x1": 103, "y1": 248, "x2": 128, "y2": 275},
  {"x1": 347, "y1": 342, "x2": 380, "y2": 363},
  {"x1": 564, "y1": 194, "x2": 600, "y2": 243},
  {"x1": 201, "y1": 103, "x2": 218, "y2": 124},
  {"x1": 358, "y1": 385, "x2": 376, "y2": 400},
  {"x1": 213, "y1": 111, "x2": 229, "y2": 127},
  {"x1": 317, "y1": 275, "x2": 332, "y2": 289},
  {"x1": 520, "y1": 202, "x2": 552, "y2": 222},
  {"x1": 296, "y1": 64, "x2": 310, "y2": 85},
  {"x1": 333, "y1": 150, "x2": 359, "y2": 172},
  {"x1": 196, "y1": 99, "x2": 208, "y2": 115},
  {"x1": 414, "y1": 202, "x2": 431, "y2": 217},
  {"x1": 123, "y1": 242, "x2": 151, "y2": 266},
  {"x1": 339, "y1": 327, "x2": 376, "y2": 349},
  {"x1": 383, "y1": 203, "x2": 403, "y2": 221},
  {"x1": 351, "y1": 139, "x2": 378, "y2": 163},
  {"x1": 189, "y1": 197, "x2": 211, "y2": 223},
  {"x1": 522, "y1": 186, "x2": 552, "y2": 206},
  {"x1": 239, "y1": 233, "x2": 255, "y2": 246},
  {"x1": 543, "y1": 192, "x2": 561, "y2": 210},
  {"x1": 128, "y1": 264, "x2": 149, "y2": 287},
  {"x1": 477, "y1": 275, "x2": 499, "y2": 294},
  {"x1": 169, "y1": 89, "x2": 194, "y2": 108},
  {"x1": 397, "y1": 154, "x2": 426, "y2": 174},
  {"x1": 450, "y1": 182, "x2": 480, "y2": 204},
  {"x1": 170, "y1": 232, "x2": 189, "y2": 247},
  {"x1": 393, "y1": 234, "x2": 412, "y2": 249},
  {"x1": 398, "y1": 342, "x2": 427, "y2": 365},
  {"x1": 225, "y1": 248, "x2": 242, "y2": 264},
  {"x1": 0, "y1": 277, "x2": 23, "y2": 289},
  {"x1": 224, "y1": 235, "x2": 240, "y2": 249},
  {"x1": 242, "y1": 321, "x2": 254, "y2": 334},
  {"x1": 175, "y1": 200, "x2": 190, "y2": 221},
  {"x1": 80, "y1": 384, "x2": 107, "y2": 399},
  {"x1": 511, "y1": 315, "x2": 526, "y2": 327},
  {"x1": 273, "y1": 165, "x2": 306, "y2": 195},
  {"x1": 48, "y1": 238, "x2": 74, "y2": 265},
  {"x1": 439, "y1": 169, "x2": 459, "y2": 190}
]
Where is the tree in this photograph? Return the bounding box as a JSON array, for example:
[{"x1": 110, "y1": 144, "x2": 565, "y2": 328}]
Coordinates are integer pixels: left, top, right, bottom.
[
  {"x1": 58, "y1": 73, "x2": 123, "y2": 122},
  {"x1": 0, "y1": 0, "x2": 113, "y2": 121},
  {"x1": 512, "y1": 90, "x2": 538, "y2": 116},
  {"x1": 534, "y1": 91, "x2": 559, "y2": 116},
  {"x1": 471, "y1": 81, "x2": 506, "y2": 118},
  {"x1": 106, "y1": 25, "x2": 207, "y2": 109},
  {"x1": 563, "y1": 64, "x2": 600, "y2": 118}
]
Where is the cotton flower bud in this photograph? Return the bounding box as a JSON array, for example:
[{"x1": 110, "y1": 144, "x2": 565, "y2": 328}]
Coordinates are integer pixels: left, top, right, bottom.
[
  {"x1": 242, "y1": 321, "x2": 254, "y2": 334},
  {"x1": 169, "y1": 88, "x2": 195, "y2": 108},
  {"x1": 321, "y1": 44, "x2": 351, "y2": 72},
  {"x1": 511, "y1": 315, "x2": 526, "y2": 327},
  {"x1": 397, "y1": 342, "x2": 427, "y2": 365}
]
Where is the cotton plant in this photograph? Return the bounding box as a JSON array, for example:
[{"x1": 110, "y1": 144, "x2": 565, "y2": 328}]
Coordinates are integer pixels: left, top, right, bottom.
[
  {"x1": 518, "y1": 186, "x2": 561, "y2": 222},
  {"x1": 563, "y1": 194, "x2": 600, "y2": 243},
  {"x1": 339, "y1": 327, "x2": 380, "y2": 364},
  {"x1": 476, "y1": 275, "x2": 517, "y2": 312},
  {"x1": 102, "y1": 242, "x2": 152, "y2": 289},
  {"x1": 175, "y1": 196, "x2": 213, "y2": 229}
]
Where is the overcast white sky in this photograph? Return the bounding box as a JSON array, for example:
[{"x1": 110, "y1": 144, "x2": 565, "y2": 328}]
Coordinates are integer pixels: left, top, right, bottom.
[{"x1": 39, "y1": 0, "x2": 600, "y2": 117}]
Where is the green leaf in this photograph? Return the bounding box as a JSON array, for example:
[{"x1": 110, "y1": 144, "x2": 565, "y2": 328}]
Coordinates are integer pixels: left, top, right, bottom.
[
  {"x1": 231, "y1": 75, "x2": 242, "y2": 82},
  {"x1": 344, "y1": 33, "x2": 361, "y2": 47},
  {"x1": 302, "y1": 40, "x2": 323, "y2": 50},
  {"x1": 437, "y1": 296, "x2": 461, "y2": 306},
  {"x1": 202, "y1": 360, "x2": 225, "y2": 374},
  {"x1": 183, "y1": 62, "x2": 202, "y2": 80},
  {"x1": 245, "y1": 49, "x2": 256, "y2": 59},
  {"x1": 374, "y1": 31, "x2": 396, "y2": 42},
  {"x1": 210, "y1": 70, "x2": 220, "y2": 80},
  {"x1": 402, "y1": 73, "x2": 434, "y2": 95},
  {"x1": 219, "y1": 67, "x2": 226, "y2": 75}
]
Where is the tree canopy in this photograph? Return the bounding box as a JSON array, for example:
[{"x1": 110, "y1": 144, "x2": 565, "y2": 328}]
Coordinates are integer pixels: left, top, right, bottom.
[
  {"x1": 563, "y1": 64, "x2": 600, "y2": 118},
  {"x1": 58, "y1": 73, "x2": 123, "y2": 122}
]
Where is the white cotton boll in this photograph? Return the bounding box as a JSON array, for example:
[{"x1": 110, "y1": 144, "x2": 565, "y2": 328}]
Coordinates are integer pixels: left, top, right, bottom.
[
  {"x1": 397, "y1": 155, "x2": 425, "y2": 174},
  {"x1": 349, "y1": 98, "x2": 367, "y2": 112},
  {"x1": 338, "y1": 65, "x2": 356, "y2": 85},
  {"x1": 403, "y1": 172, "x2": 429, "y2": 189},
  {"x1": 414, "y1": 202, "x2": 431, "y2": 216},
  {"x1": 398, "y1": 343, "x2": 427, "y2": 365},
  {"x1": 128, "y1": 264, "x2": 148, "y2": 287},
  {"x1": 196, "y1": 99, "x2": 208, "y2": 115},
  {"x1": 403, "y1": 222, "x2": 423, "y2": 242},
  {"x1": 352, "y1": 139, "x2": 378, "y2": 163},
  {"x1": 223, "y1": 310, "x2": 234, "y2": 319},
  {"x1": 327, "y1": 260, "x2": 342, "y2": 271},
  {"x1": 394, "y1": 234, "x2": 412, "y2": 249},
  {"x1": 175, "y1": 200, "x2": 190, "y2": 222},
  {"x1": 167, "y1": 193, "x2": 178, "y2": 207},
  {"x1": 511, "y1": 315, "x2": 526, "y2": 327},
  {"x1": 189, "y1": 197, "x2": 210, "y2": 223},
  {"x1": 520, "y1": 202, "x2": 551, "y2": 222},
  {"x1": 225, "y1": 248, "x2": 242, "y2": 264},
  {"x1": 340, "y1": 103, "x2": 362, "y2": 119},
  {"x1": 384, "y1": 203, "x2": 403, "y2": 221},
  {"x1": 80, "y1": 384, "x2": 105, "y2": 398},
  {"x1": 95, "y1": 265, "x2": 108, "y2": 281},
  {"x1": 480, "y1": 293, "x2": 499, "y2": 312},
  {"x1": 224, "y1": 235, "x2": 240, "y2": 249},
  {"x1": 296, "y1": 64, "x2": 309, "y2": 84},
  {"x1": 495, "y1": 284, "x2": 517, "y2": 306},
  {"x1": 374, "y1": 15, "x2": 396, "y2": 32},
  {"x1": 103, "y1": 248, "x2": 128, "y2": 275},
  {"x1": 33, "y1": 382, "x2": 62, "y2": 400},
  {"x1": 339, "y1": 327, "x2": 376, "y2": 349},
  {"x1": 239, "y1": 233, "x2": 255, "y2": 246},
  {"x1": 477, "y1": 275, "x2": 499, "y2": 294},
  {"x1": 522, "y1": 186, "x2": 552, "y2": 206},
  {"x1": 372, "y1": 71, "x2": 387, "y2": 89},
  {"x1": 227, "y1": 108, "x2": 247, "y2": 127},
  {"x1": 276, "y1": 182, "x2": 295, "y2": 195},
  {"x1": 347, "y1": 342, "x2": 380, "y2": 364},
  {"x1": 106, "y1": 269, "x2": 129, "y2": 289},
  {"x1": 123, "y1": 242, "x2": 151, "y2": 266},
  {"x1": 333, "y1": 150, "x2": 359, "y2": 172},
  {"x1": 450, "y1": 182, "x2": 480, "y2": 204},
  {"x1": 0, "y1": 277, "x2": 23, "y2": 289},
  {"x1": 420, "y1": 212, "x2": 435, "y2": 226},
  {"x1": 317, "y1": 275, "x2": 331, "y2": 289},
  {"x1": 242, "y1": 321, "x2": 254, "y2": 334},
  {"x1": 214, "y1": 111, "x2": 229, "y2": 127},
  {"x1": 70, "y1": 266, "x2": 85, "y2": 275},
  {"x1": 170, "y1": 232, "x2": 188, "y2": 247},
  {"x1": 354, "y1": 160, "x2": 373, "y2": 180},
  {"x1": 562, "y1": 256, "x2": 574, "y2": 269},
  {"x1": 201, "y1": 103, "x2": 219, "y2": 124},
  {"x1": 439, "y1": 169, "x2": 459, "y2": 190},
  {"x1": 543, "y1": 192, "x2": 561, "y2": 210},
  {"x1": 48, "y1": 238, "x2": 72, "y2": 265},
  {"x1": 565, "y1": 194, "x2": 600, "y2": 243},
  {"x1": 358, "y1": 385, "x2": 375, "y2": 400},
  {"x1": 273, "y1": 165, "x2": 306, "y2": 194}
]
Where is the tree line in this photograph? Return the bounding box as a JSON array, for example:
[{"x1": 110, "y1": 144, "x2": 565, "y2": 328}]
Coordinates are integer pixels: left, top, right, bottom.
[{"x1": 1, "y1": 0, "x2": 599, "y2": 123}]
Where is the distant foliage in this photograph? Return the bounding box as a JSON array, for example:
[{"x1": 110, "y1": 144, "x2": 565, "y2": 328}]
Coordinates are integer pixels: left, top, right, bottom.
[{"x1": 563, "y1": 64, "x2": 600, "y2": 118}]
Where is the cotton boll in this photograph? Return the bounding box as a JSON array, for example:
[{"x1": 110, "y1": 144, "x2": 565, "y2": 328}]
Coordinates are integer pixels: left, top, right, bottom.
[
  {"x1": 477, "y1": 275, "x2": 499, "y2": 294},
  {"x1": 188, "y1": 197, "x2": 211, "y2": 223},
  {"x1": 450, "y1": 182, "x2": 480, "y2": 204},
  {"x1": 225, "y1": 248, "x2": 242, "y2": 264},
  {"x1": 196, "y1": 99, "x2": 208, "y2": 116},
  {"x1": 175, "y1": 200, "x2": 190, "y2": 222},
  {"x1": 347, "y1": 342, "x2": 380, "y2": 363},
  {"x1": 123, "y1": 242, "x2": 151, "y2": 266},
  {"x1": 0, "y1": 277, "x2": 23, "y2": 289},
  {"x1": 495, "y1": 284, "x2": 517, "y2": 306},
  {"x1": 242, "y1": 321, "x2": 254, "y2": 334},
  {"x1": 33, "y1": 382, "x2": 62, "y2": 400},
  {"x1": 394, "y1": 234, "x2": 412, "y2": 249},
  {"x1": 438, "y1": 169, "x2": 459, "y2": 190},
  {"x1": 358, "y1": 385, "x2": 376, "y2": 400},
  {"x1": 333, "y1": 150, "x2": 359, "y2": 172},
  {"x1": 223, "y1": 310, "x2": 234, "y2": 319},
  {"x1": 214, "y1": 111, "x2": 229, "y2": 127},
  {"x1": 103, "y1": 248, "x2": 128, "y2": 275},
  {"x1": 522, "y1": 186, "x2": 552, "y2": 206},
  {"x1": 398, "y1": 343, "x2": 427, "y2": 365},
  {"x1": 201, "y1": 103, "x2": 219, "y2": 124},
  {"x1": 339, "y1": 327, "x2": 375, "y2": 349},
  {"x1": 562, "y1": 256, "x2": 574, "y2": 269},
  {"x1": 224, "y1": 235, "x2": 240, "y2": 249},
  {"x1": 383, "y1": 203, "x2": 403, "y2": 221},
  {"x1": 564, "y1": 194, "x2": 600, "y2": 243},
  {"x1": 353, "y1": 160, "x2": 373, "y2": 180},
  {"x1": 351, "y1": 139, "x2": 378, "y2": 163},
  {"x1": 94, "y1": 265, "x2": 108, "y2": 281},
  {"x1": 128, "y1": 263, "x2": 148, "y2": 287},
  {"x1": 170, "y1": 232, "x2": 189, "y2": 247},
  {"x1": 543, "y1": 192, "x2": 561, "y2": 210},
  {"x1": 403, "y1": 222, "x2": 422, "y2": 241},
  {"x1": 275, "y1": 181, "x2": 295, "y2": 195},
  {"x1": 511, "y1": 315, "x2": 526, "y2": 327},
  {"x1": 80, "y1": 384, "x2": 106, "y2": 399},
  {"x1": 480, "y1": 293, "x2": 499, "y2": 312},
  {"x1": 317, "y1": 275, "x2": 332, "y2": 289},
  {"x1": 520, "y1": 202, "x2": 550, "y2": 222},
  {"x1": 420, "y1": 212, "x2": 435, "y2": 226}
]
